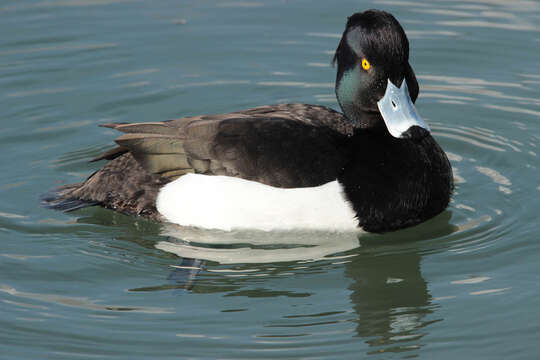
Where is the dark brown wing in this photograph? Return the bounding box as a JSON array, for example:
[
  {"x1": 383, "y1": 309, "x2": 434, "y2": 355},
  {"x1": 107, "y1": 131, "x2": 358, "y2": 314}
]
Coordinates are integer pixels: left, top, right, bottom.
[
  {"x1": 48, "y1": 104, "x2": 352, "y2": 217},
  {"x1": 102, "y1": 104, "x2": 352, "y2": 187}
]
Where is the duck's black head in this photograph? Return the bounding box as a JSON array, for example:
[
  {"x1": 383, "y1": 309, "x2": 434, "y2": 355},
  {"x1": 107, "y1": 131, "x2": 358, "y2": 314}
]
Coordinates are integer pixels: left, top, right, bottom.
[{"x1": 333, "y1": 10, "x2": 427, "y2": 139}]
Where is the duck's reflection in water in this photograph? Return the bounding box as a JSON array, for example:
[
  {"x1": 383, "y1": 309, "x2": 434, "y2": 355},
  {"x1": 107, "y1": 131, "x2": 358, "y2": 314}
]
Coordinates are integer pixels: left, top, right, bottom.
[
  {"x1": 158, "y1": 225, "x2": 361, "y2": 290},
  {"x1": 160, "y1": 212, "x2": 456, "y2": 353},
  {"x1": 78, "y1": 209, "x2": 456, "y2": 354},
  {"x1": 345, "y1": 249, "x2": 435, "y2": 352},
  {"x1": 345, "y1": 211, "x2": 455, "y2": 352}
]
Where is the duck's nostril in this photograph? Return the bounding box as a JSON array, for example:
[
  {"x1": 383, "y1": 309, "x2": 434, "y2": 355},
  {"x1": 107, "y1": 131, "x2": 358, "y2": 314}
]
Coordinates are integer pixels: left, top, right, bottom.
[{"x1": 391, "y1": 100, "x2": 397, "y2": 109}]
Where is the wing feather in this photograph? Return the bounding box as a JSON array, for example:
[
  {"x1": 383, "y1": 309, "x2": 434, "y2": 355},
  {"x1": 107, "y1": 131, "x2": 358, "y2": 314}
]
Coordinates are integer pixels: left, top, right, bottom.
[
  {"x1": 63, "y1": 104, "x2": 352, "y2": 217},
  {"x1": 115, "y1": 133, "x2": 186, "y2": 154}
]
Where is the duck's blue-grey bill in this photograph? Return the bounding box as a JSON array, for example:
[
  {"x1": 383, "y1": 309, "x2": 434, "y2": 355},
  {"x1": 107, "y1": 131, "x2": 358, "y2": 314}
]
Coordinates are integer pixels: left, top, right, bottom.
[{"x1": 377, "y1": 79, "x2": 430, "y2": 138}]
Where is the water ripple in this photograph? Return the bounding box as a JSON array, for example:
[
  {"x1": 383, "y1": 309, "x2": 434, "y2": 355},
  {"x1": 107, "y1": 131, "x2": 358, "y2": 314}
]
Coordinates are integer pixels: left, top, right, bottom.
[
  {"x1": 437, "y1": 20, "x2": 538, "y2": 32},
  {"x1": 0, "y1": 284, "x2": 173, "y2": 314},
  {"x1": 0, "y1": 43, "x2": 117, "y2": 56}
]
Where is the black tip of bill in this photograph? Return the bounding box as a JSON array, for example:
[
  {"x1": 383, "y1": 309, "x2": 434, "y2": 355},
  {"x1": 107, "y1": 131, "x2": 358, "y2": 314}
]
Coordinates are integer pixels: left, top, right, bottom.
[{"x1": 401, "y1": 125, "x2": 430, "y2": 140}]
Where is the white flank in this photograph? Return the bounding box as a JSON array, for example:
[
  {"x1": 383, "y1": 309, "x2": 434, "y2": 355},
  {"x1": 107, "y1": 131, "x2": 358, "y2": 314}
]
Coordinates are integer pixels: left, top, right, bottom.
[{"x1": 156, "y1": 174, "x2": 358, "y2": 232}]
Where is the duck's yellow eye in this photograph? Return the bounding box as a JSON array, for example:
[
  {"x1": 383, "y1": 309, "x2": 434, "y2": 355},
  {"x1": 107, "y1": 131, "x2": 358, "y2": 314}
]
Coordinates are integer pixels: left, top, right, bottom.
[{"x1": 361, "y1": 58, "x2": 371, "y2": 71}]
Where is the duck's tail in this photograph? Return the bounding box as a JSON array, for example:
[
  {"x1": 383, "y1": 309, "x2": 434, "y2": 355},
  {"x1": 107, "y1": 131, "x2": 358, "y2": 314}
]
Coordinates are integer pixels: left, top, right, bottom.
[{"x1": 40, "y1": 183, "x2": 99, "y2": 212}]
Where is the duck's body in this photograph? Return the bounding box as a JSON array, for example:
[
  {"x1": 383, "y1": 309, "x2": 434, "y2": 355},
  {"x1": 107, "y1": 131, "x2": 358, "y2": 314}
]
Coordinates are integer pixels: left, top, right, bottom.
[{"x1": 43, "y1": 10, "x2": 453, "y2": 233}]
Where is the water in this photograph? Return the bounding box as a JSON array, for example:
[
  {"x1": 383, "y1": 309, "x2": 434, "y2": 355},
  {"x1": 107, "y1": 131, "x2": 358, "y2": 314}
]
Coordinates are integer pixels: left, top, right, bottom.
[{"x1": 1, "y1": 0, "x2": 539, "y2": 358}]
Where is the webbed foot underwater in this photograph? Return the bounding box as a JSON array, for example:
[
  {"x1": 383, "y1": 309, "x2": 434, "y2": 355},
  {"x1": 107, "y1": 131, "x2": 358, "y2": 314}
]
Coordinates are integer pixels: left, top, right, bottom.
[{"x1": 43, "y1": 10, "x2": 453, "y2": 233}]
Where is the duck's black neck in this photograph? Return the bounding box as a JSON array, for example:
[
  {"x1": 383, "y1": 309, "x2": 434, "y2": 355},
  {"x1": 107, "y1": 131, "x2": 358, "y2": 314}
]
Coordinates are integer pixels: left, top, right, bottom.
[{"x1": 338, "y1": 129, "x2": 453, "y2": 233}]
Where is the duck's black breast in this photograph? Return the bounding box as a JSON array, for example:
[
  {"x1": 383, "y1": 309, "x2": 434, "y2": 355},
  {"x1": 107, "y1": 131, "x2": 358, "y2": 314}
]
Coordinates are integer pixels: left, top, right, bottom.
[{"x1": 338, "y1": 129, "x2": 453, "y2": 233}]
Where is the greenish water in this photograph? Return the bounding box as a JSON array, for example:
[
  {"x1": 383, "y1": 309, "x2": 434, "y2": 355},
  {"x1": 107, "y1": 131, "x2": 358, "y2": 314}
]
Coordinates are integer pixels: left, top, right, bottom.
[{"x1": 1, "y1": 0, "x2": 540, "y2": 358}]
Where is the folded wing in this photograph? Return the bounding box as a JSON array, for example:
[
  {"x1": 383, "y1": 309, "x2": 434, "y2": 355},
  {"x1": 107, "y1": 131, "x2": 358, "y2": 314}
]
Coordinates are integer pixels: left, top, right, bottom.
[{"x1": 47, "y1": 104, "x2": 352, "y2": 217}]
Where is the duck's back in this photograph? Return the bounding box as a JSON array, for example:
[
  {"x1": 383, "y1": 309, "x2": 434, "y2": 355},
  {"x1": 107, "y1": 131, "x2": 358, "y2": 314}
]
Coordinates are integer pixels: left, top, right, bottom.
[{"x1": 43, "y1": 104, "x2": 353, "y2": 218}]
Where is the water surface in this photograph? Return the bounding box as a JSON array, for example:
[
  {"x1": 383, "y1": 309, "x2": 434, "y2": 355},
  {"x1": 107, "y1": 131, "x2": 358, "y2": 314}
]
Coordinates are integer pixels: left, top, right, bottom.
[{"x1": 1, "y1": 0, "x2": 540, "y2": 359}]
